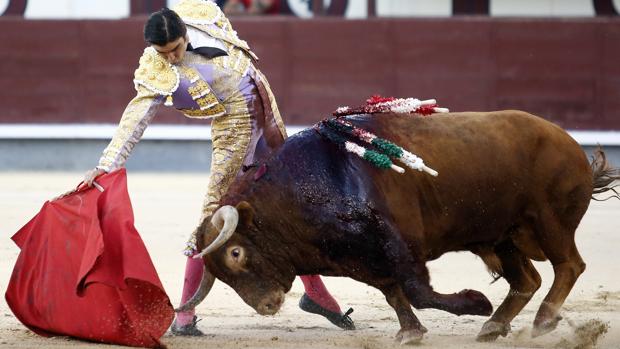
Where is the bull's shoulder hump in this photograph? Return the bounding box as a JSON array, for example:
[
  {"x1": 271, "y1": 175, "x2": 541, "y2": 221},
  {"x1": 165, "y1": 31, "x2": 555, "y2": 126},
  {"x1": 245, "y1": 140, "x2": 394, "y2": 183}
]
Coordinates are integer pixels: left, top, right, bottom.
[
  {"x1": 453, "y1": 110, "x2": 575, "y2": 143},
  {"x1": 276, "y1": 127, "x2": 325, "y2": 157},
  {"x1": 444, "y1": 110, "x2": 552, "y2": 128},
  {"x1": 445, "y1": 110, "x2": 535, "y2": 119}
]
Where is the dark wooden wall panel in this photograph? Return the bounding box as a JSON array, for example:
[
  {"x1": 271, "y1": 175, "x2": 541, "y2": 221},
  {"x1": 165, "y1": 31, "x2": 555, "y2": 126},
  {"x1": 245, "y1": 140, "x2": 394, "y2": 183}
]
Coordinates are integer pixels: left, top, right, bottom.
[
  {"x1": 492, "y1": 21, "x2": 601, "y2": 129},
  {"x1": 284, "y1": 20, "x2": 393, "y2": 123},
  {"x1": 0, "y1": 17, "x2": 618, "y2": 129},
  {"x1": 393, "y1": 20, "x2": 494, "y2": 112},
  {"x1": 601, "y1": 22, "x2": 620, "y2": 129},
  {"x1": 235, "y1": 19, "x2": 290, "y2": 121},
  {"x1": 76, "y1": 20, "x2": 154, "y2": 123}
]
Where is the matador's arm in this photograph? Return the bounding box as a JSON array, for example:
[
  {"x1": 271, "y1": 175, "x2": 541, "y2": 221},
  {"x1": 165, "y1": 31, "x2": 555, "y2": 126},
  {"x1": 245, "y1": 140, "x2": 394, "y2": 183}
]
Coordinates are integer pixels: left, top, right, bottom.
[{"x1": 97, "y1": 86, "x2": 163, "y2": 172}]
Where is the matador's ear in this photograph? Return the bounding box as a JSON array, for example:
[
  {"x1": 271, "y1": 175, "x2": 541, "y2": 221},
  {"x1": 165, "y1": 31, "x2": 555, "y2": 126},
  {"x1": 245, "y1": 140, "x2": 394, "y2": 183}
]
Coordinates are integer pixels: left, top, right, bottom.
[{"x1": 235, "y1": 201, "x2": 255, "y2": 226}]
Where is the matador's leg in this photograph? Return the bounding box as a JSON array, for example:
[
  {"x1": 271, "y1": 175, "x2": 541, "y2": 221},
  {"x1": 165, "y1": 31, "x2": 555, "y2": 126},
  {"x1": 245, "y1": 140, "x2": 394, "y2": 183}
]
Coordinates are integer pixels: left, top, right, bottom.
[
  {"x1": 184, "y1": 110, "x2": 253, "y2": 255},
  {"x1": 299, "y1": 275, "x2": 356, "y2": 330},
  {"x1": 176, "y1": 111, "x2": 252, "y2": 329}
]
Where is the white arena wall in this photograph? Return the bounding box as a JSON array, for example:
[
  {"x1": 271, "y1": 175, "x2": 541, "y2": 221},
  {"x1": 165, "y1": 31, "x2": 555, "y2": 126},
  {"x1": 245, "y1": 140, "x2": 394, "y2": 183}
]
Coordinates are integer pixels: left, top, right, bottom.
[{"x1": 0, "y1": 125, "x2": 618, "y2": 172}]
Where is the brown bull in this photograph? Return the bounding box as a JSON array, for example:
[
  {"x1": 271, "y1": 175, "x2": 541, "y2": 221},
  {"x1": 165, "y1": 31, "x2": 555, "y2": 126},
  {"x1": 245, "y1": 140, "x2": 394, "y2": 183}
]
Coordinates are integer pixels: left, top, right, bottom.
[{"x1": 180, "y1": 110, "x2": 620, "y2": 344}]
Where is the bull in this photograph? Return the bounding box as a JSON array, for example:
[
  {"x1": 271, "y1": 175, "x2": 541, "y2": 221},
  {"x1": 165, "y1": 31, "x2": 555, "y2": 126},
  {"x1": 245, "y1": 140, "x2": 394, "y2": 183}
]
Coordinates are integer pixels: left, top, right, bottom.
[{"x1": 178, "y1": 110, "x2": 620, "y2": 344}]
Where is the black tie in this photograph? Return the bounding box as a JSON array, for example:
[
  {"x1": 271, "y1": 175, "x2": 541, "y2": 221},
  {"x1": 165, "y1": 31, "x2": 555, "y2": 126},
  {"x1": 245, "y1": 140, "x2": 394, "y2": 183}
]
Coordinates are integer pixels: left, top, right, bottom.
[{"x1": 187, "y1": 43, "x2": 228, "y2": 59}]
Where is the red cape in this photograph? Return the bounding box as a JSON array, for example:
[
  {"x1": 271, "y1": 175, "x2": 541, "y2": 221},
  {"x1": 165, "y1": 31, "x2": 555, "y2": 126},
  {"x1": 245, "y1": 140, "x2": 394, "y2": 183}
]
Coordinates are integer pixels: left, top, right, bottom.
[{"x1": 5, "y1": 169, "x2": 174, "y2": 348}]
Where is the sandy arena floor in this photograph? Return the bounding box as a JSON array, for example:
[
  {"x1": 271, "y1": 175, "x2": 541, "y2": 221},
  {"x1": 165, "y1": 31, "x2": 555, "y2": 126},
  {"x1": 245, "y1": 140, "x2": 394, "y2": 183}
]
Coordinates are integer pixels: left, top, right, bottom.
[{"x1": 1, "y1": 172, "x2": 619, "y2": 349}]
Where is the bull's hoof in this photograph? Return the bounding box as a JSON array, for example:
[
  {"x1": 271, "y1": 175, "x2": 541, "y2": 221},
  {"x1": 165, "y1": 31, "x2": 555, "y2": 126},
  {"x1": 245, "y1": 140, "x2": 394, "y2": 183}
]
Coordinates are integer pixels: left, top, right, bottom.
[
  {"x1": 396, "y1": 328, "x2": 426, "y2": 345},
  {"x1": 458, "y1": 289, "x2": 493, "y2": 316},
  {"x1": 476, "y1": 321, "x2": 510, "y2": 342},
  {"x1": 532, "y1": 315, "x2": 562, "y2": 338}
]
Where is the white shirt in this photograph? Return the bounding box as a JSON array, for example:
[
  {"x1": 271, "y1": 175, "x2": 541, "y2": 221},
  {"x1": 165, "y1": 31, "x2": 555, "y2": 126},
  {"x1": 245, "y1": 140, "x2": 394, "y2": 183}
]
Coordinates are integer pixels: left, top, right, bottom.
[{"x1": 187, "y1": 26, "x2": 228, "y2": 53}]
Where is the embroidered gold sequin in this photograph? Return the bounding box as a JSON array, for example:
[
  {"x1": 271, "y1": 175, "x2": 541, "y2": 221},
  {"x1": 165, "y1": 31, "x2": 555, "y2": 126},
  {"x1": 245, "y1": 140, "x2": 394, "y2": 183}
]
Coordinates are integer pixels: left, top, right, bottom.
[
  {"x1": 200, "y1": 105, "x2": 252, "y2": 219},
  {"x1": 183, "y1": 106, "x2": 252, "y2": 254},
  {"x1": 230, "y1": 48, "x2": 251, "y2": 76},
  {"x1": 180, "y1": 66, "x2": 200, "y2": 83},
  {"x1": 174, "y1": 0, "x2": 220, "y2": 24},
  {"x1": 180, "y1": 104, "x2": 226, "y2": 119},
  {"x1": 196, "y1": 94, "x2": 220, "y2": 110},
  {"x1": 211, "y1": 46, "x2": 251, "y2": 77},
  {"x1": 98, "y1": 85, "x2": 162, "y2": 171},
  {"x1": 133, "y1": 47, "x2": 180, "y2": 97},
  {"x1": 188, "y1": 80, "x2": 211, "y2": 100}
]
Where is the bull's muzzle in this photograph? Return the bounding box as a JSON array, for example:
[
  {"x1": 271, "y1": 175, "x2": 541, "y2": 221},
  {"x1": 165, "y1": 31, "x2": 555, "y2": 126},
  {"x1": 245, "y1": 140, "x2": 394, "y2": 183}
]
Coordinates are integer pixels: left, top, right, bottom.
[{"x1": 256, "y1": 290, "x2": 286, "y2": 316}]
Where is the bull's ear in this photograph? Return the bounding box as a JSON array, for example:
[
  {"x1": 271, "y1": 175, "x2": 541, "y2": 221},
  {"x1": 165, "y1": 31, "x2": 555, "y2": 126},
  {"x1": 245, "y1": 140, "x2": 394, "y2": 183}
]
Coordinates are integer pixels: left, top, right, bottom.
[{"x1": 236, "y1": 201, "x2": 255, "y2": 226}]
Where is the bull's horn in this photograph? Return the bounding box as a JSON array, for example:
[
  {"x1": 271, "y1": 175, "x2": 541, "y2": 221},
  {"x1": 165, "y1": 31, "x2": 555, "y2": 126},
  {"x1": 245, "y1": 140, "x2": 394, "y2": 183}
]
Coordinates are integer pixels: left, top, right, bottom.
[
  {"x1": 193, "y1": 205, "x2": 239, "y2": 259},
  {"x1": 175, "y1": 269, "x2": 215, "y2": 312}
]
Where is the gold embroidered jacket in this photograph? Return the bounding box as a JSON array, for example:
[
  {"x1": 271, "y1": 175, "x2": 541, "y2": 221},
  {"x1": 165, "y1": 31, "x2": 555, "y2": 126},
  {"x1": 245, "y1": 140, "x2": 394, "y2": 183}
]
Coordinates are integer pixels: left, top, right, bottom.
[{"x1": 97, "y1": 0, "x2": 285, "y2": 172}]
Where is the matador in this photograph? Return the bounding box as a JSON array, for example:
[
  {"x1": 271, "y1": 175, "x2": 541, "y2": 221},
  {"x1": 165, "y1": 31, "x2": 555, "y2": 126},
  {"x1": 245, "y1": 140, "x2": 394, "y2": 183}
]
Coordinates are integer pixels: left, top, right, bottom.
[{"x1": 93, "y1": 0, "x2": 355, "y2": 336}]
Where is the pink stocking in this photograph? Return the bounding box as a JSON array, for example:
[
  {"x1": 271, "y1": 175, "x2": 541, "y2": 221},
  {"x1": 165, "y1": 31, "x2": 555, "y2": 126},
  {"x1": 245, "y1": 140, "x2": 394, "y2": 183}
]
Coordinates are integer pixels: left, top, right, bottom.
[
  {"x1": 176, "y1": 256, "x2": 205, "y2": 326},
  {"x1": 300, "y1": 275, "x2": 342, "y2": 314}
]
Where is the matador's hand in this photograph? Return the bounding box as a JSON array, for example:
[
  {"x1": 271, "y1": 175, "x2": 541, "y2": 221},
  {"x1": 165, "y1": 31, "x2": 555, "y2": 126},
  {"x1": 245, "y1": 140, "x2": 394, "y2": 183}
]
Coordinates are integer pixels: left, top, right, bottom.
[{"x1": 84, "y1": 168, "x2": 107, "y2": 187}]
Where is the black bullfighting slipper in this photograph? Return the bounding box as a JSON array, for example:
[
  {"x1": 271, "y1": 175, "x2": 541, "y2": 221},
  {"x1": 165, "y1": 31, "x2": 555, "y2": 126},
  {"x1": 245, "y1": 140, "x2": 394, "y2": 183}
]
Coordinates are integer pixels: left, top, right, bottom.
[
  {"x1": 299, "y1": 293, "x2": 356, "y2": 330},
  {"x1": 170, "y1": 315, "x2": 204, "y2": 336}
]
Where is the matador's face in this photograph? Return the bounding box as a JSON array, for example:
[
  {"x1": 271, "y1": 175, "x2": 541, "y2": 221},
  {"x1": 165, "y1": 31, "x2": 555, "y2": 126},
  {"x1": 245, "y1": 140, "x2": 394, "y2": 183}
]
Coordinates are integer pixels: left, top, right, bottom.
[{"x1": 152, "y1": 35, "x2": 188, "y2": 65}]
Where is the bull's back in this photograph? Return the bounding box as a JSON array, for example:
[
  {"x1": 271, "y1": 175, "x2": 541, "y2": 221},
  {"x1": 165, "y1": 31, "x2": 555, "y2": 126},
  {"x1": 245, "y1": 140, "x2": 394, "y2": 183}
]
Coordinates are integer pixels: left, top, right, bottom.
[{"x1": 345, "y1": 111, "x2": 592, "y2": 254}]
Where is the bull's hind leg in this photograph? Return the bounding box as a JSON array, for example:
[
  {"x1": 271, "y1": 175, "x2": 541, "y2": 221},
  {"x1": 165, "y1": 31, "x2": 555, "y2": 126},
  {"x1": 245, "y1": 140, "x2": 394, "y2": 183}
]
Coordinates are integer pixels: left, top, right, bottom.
[
  {"x1": 531, "y1": 206, "x2": 587, "y2": 337},
  {"x1": 532, "y1": 241, "x2": 585, "y2": 337},
  {"x1": 379, "y1": 284, "x2": 428, "y2": 345},
  {"x1": 477, "y1": 241, "x2": 541, "y2": 342}
]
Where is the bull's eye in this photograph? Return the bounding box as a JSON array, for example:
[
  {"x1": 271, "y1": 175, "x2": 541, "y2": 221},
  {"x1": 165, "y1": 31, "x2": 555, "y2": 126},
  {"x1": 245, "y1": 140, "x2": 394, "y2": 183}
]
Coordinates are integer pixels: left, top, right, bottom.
[
  {"x1": 231, "y1": 248, "x2": 240, "y2": 258},
  {"x1": 225, "y1": 245, "x2": 246, "y2": 272}
]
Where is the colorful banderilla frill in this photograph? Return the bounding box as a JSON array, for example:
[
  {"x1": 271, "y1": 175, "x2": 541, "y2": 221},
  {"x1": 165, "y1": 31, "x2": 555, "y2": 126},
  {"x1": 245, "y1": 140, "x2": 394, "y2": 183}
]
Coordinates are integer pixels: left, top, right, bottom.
[
  {"x1": 317, "y1": 117, "x2": 439, "y2": 177},
  {"x1": 333, "y1": 95, "x2": 450, "y2": 117}
]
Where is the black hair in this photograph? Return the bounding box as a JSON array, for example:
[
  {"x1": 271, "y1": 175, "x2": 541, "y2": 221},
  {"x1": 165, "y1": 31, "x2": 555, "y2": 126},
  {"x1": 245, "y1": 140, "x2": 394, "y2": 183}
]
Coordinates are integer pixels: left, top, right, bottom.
[{"x1": 144, "y1": 8, "x2": 187, "y2": 46}]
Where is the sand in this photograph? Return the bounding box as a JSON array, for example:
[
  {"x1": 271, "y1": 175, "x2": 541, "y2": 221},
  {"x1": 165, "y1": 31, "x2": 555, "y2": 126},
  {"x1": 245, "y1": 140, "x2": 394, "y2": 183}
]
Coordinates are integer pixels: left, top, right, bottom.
[{"x1": 1, "y1": 172, "x2": 619, "y2": 349}]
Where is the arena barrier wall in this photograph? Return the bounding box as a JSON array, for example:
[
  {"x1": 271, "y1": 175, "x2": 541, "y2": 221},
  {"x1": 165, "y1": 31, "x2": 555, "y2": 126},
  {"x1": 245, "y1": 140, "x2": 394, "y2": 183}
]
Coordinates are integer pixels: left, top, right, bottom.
[
  {"x1": 0, "y1": 125, "x2": 619, "y2": 171},
  {"x1": 0, "y1": 16, "x2": 619, "y2": 129}
]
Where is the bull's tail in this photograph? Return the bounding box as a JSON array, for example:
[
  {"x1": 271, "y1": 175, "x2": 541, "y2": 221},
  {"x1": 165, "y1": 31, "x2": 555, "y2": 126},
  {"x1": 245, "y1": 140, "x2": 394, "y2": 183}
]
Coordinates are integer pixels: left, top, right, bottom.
[{"x1": 591, "y1": 147, "x2": 620, "y2": 201}]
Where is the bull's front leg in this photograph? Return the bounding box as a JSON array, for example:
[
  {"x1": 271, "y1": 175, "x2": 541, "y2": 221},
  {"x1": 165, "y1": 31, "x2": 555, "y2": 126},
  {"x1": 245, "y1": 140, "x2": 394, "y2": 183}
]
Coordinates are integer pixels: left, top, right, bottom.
[
  {"x1": 378, "y1": 283, "x2": 428, "y2": 345},
  {"x1": 376, "y1": 219, "x2": 493, "y2": 317}
]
